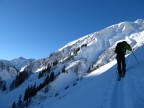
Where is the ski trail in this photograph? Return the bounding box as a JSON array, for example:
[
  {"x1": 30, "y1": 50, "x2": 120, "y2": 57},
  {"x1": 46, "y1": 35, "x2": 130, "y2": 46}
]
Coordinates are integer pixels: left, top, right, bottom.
[
  {"x1": 102, "y1": 72, "x2": 126, "y2": 108},
  {"x1": 122, "y1": 76, "x2": 134, "y2": 108},
  {"x1": 105, "y1": 76, "x2": 135, "y2": 108},
  {"x1": 103, "y1": 70, "x2": 144, "y2": 108},
  {"x1": 99, "y1": 72, "x2": 119, "y2": 108},
  {"x1": 106, "y1": 79, "x2": 122, "y2": 108},
  {"x1": 101, "y1": 76, "x2": 115, "y2": 108}
]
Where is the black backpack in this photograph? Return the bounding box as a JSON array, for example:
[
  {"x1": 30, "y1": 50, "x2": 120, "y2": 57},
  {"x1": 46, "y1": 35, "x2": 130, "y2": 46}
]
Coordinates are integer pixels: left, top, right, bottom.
[{"x1": 115, "y1": 42, "x2": 124, "y2": 54}]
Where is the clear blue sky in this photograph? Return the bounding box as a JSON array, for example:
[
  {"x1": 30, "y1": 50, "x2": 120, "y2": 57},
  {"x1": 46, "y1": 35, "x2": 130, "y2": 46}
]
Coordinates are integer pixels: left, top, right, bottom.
[{"x1": 0, "y1": 0, "x2": 144, "y2": 60}]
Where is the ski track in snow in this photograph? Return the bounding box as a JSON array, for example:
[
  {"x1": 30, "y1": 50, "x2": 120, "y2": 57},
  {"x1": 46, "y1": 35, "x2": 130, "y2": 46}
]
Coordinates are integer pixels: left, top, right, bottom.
[
  {"x1": 102, "y1": 54, "x2": 144, "y2": 108},
  {"x1": 102, "y1": 74, "x2": 134, "y2": 108},
  {"x1": 101, "y1": 71, "x2": 124, "y2": 108},
  {"x1": 108, "y1": 77, "x2": 127, "y2": 108}
]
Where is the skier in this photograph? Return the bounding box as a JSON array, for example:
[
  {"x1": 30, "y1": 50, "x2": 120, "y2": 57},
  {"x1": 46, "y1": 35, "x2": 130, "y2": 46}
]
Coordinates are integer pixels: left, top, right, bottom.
[{"x1": 115, "y1": 41, "x2": 132, "y2": 80}]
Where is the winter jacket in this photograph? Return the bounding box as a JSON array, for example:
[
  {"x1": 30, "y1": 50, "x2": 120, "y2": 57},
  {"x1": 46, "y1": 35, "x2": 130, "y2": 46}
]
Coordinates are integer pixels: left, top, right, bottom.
[{"x1": 122, "y1": 43, "x2": 132, "y2": 55}]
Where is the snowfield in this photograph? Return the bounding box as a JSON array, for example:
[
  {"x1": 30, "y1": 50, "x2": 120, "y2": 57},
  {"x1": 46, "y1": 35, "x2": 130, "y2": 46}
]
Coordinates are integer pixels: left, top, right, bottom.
[{"x1": 42, "y1": 45, "x2": 144, "y2": 108}]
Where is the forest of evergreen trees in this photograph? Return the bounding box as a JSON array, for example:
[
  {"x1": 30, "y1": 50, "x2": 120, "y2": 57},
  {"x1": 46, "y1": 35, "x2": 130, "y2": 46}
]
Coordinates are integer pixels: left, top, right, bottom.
[{"x1": 11, "y1": 66, "x2": 55, "y2": 108}]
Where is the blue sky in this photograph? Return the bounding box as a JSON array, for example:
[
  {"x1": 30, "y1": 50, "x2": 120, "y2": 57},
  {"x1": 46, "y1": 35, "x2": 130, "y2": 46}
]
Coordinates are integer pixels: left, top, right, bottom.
[{"x1": 0, "y1": 0, "x2": 144, "y2": 60}]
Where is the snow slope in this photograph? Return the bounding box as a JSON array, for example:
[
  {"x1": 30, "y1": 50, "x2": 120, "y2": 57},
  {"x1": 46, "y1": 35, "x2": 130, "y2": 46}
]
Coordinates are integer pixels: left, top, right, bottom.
[{"x1": 43, "y1": 44, "x2": 144, "y2": 108}]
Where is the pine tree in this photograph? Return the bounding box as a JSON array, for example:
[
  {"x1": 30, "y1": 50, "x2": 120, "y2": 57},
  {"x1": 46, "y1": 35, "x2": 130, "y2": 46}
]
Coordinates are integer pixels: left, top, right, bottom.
[
  {"x1": 53, "y1": 60, "x2": 58, "y2": 66},
  {"x1": 17, "y1": 95, "x2": 23, "y2": 108},
  {"x1": 10, "y1": 80, "x2": 15, "y2": 90},
  {"x1": 24, "y1": 85, "x2": 30, "y2": 101},
  {"x1": 25, "y1": 99, "x2": 29, "y2": 107},
  {"x1": 2, "y1": 82, "x2": 6, "y2": 91},
  {"x1": 31, "y1": 83, "x2": 37, "y2": 97},
  {"x1": 36, "y1": 83, "x2": 42, "y2": 91},
  {"x1": 12, "y1": 101, "x2": 16, "y2": 108},
  {"x1": 46, "y1": 65, "x2": 51, "y2": 73},
  {"x1": 87, "y1": 67, "x2": 91, "y2": 73},
  {"x1": 50, "y1": 72, "x2": 54, "y2": 82},
  {"x1": 44, "y1": 85, "x2": 49, "y2": 93},
  {"x1": 62, "y1": 65, "x2": 66, "y2": 73},
  {"x1": 44, "y1": 75, "x2": 50, "y2": 85},
  {"x1": 38, "y1": 71, "x2": 43, "y2": 79}
]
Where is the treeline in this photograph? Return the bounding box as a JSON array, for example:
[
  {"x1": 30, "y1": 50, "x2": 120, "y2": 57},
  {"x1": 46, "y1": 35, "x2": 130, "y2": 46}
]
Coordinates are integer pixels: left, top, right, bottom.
[
  {"x1": 12, "y1": 95, "x2": 23, "y2": 108},
  {"x1": 24, "y1": 70, "x2": 54, "y2": 106},
  {"x1": 10, "y1": 57, "x2": 69, "y2": 108},
  {"x1": 11, "y1": 71, "x2": 55, "y2": 108},
  {"x1": 38, "y1": 65, "x2": 51, "y2": 78},
  {"x1": 10, "y1": 70, "x2": 29, "y2": 90},
  {"x1": 11, "y1": 74, "x2": 54, "y2": 108},
  {"x1": 0, "y1": 70, "x2": 28, "y2": 92},
  {"x1": 0, "y1": 81, "x2": 7, "y2": 91}
]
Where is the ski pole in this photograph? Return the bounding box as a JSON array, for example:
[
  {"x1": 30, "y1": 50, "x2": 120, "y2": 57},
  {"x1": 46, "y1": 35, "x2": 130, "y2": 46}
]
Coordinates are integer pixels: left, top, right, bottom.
[{"x1": 132, "y1": 51, "x2": 140, "y2": 64}]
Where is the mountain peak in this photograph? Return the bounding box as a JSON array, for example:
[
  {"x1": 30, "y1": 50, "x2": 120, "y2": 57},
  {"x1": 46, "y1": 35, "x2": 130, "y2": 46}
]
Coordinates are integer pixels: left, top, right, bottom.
[
  {"x1": 10, "y1": 57, "x2": 35, "y2": 71},
  {"x1": 134, "y1": 19, "x2": 144, "y2": 24},
  {"x1": 11, "y1": 57, "x2": 26, "y2": 61},
  {"x1": 18, "y1": 57, "x2": 26, "y2": 60}
]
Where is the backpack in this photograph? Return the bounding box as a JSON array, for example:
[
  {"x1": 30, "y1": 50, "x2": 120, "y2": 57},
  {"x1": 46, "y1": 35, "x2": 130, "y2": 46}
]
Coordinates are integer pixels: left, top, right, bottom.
[{"x1": 115, "y1": 42, "x2": 124, "y2": 54}]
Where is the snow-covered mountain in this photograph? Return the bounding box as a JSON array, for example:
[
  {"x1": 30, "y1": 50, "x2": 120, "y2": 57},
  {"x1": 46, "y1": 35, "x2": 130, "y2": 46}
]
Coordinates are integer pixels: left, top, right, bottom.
[
  {"x1": 0, "y1": 19, "x2": 144, "y2": 108},
  {"x1": 10, "y1": 57, "x2": 34, "y2": 71},
  {"x1": 0, "y1": 60, "x2": 18, "y2": 80},
  {"x1": 24, "y1": 19, "x2": 144, "y2": 76},
  {"x1": 0, "y1": 57, "x2": 34, "y2": 80}
]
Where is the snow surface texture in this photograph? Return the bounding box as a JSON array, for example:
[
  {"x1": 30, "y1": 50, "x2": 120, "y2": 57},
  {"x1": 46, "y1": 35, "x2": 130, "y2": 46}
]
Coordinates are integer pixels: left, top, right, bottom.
[
  {"x1": 45, "y1": 45, "x2": 144, "y2": 108},
  {"x1": 0, "y1": 19, "x2": 144, "y2": 108}
]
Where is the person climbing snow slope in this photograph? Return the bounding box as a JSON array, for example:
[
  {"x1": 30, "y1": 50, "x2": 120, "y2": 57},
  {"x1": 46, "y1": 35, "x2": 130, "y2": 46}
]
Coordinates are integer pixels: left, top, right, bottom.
[{"x1": 115, "y1": 41, "x2": 132, "y2": 81}]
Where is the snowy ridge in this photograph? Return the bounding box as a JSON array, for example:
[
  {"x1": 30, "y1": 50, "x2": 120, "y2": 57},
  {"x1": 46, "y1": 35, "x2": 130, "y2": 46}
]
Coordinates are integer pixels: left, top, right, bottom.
[
  {"x1": 10, "y1": 57, "x2": 34, "y2": 71},
  {"x1": 0, "y1": 60, "x2": 18, "y2": 80},
  {"x1": 0, "y1": 57, "x2": 34, "y2": 80},
  {"x1": 0, "y1": 19, "x2": 144, "y2": 108}
]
